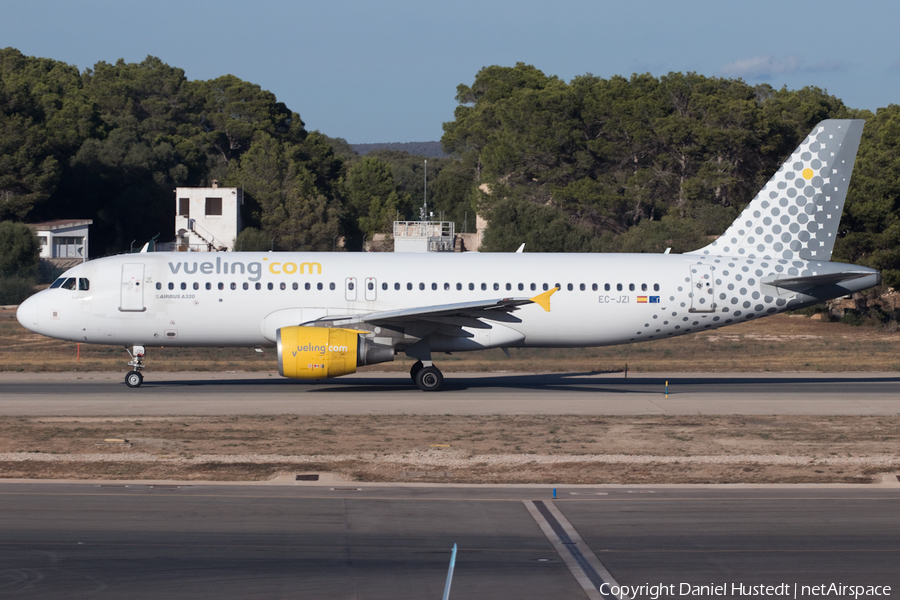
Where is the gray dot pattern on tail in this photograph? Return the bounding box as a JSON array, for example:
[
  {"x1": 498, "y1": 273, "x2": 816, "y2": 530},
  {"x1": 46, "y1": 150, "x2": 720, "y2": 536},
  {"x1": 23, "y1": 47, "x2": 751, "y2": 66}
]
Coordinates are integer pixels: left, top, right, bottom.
[{"x1": 696, "y1": 121, "x2": 861, "y2": 262}]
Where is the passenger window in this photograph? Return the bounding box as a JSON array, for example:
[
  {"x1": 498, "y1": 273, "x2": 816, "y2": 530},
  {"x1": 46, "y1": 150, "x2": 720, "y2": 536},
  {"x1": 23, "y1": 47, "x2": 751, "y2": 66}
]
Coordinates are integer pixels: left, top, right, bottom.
[
  {"x1": 616, "y1": 283, "x2": 623, "y2": 291},
  {"x1": 382, "y1": 283, "x2": 388, "y2": 291},
  {"x1": 206, "y1": 283, "x2": 211, "y2": 290},
  {"x1": 518, "y1": 283, "x2": 524, "y2": 291},
  {"x1": 329, "y1": 283, "x2": 335, "y2": 291},
  {"x1": 243, "y1": 282, "x2": 249, "y2": 290},
  {"x1": 368, "y1": 282, "x2": 374, "y2": 290},
  {"x1": 494, "y1": 283, "x2": 500, "y2": 291},
  {"x1": 407, "y1": 283, "x2": 413, "y2": 291},
  {"x1": 317, "y1": 283, "x2": 323, "y2": 290},
  {"x1": 641, "y1": 283, "x2": 648, "y2": 291},
  {"x1": 293, "y1": 283, "x2": 298, "y2": 290},
  {"x1": 156, "y1": 282, "x2": 162, "y2": 290},
  {"x1": 629, "y1": 283, "x2": 635, "y2": 291},
  {"x1": 180, "y1": 282, "x2": 186, "y2": 291},
  {"x1": 579, "y1": 284, "x2": 585, "y2": 291},
  {"x1": 419, "y1": 283, "x2": 425, "y2": 291},
  {"x1": 543, "y1": 283, "x2": 549, "y2": 291},
  {"x1": 506, "y1": 283, "x2": 512, "y2": 291},
  {"x1": 168, "y1": 283, "x2": 174, "y2": 290},
  {"x1": 230, "y1": 282, "x2": 236, "y2": 290},
  {"x1": 433, "y1": 283, "x2": 438, "y2": 291},
  {"x1": 218, "y1": 282, "x2": 224, "y2": 290},
  {"x1": 395, "y1": 283, "x2": 400, "y2": 290},
  {"x1": 481, "y1": 283, "x2": 487, "y2": 291},
  {"x1": 256, "y1": 283, "x2": 262, "y2": 290},
  {"x1": 456, "y1": 283, "x2": 462, "y2": 291},
  {"x1": 348, "y1": 282, "x2": 354, "y2": 291},
  {"x1": 193, "y1": 282, "x2": 199, "y2": 291},
  {"x1": 305, "y1": 283, "x2": 311, "y2": 290},
  {"x1": 530, "y1": 283, "x2": 536, "y2": 291},
  {"x1": 280, "y1": 282, "x2": 286, "y2": 290},
  {"x1": 604, "y1": 283, "x2": 610, "y2": 291},
  {"x1": 444, "y1": 283, "x2": 450, "y2": 291},
  {"x1": 468, "y1": 283, "x2": 474, "y2": 291},
  {"x1": 268, "y1": 283, "x2": 274, "y2": 291},
  {"x1": 592, "y1": 283, "x2": 598, "y2": 291},
  {"x1": 567, "y1": 283, "x2": 573, "y2": 291},
  {"x1": 654, "y1": 283, "x2": 660, "y2": 291}
]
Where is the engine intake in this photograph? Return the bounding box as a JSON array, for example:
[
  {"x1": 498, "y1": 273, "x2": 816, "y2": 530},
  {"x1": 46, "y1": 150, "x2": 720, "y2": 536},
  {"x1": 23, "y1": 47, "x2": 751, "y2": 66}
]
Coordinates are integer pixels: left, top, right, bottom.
[{"x1": 276, "y1": 326, "x2": 393, "y2": 379}]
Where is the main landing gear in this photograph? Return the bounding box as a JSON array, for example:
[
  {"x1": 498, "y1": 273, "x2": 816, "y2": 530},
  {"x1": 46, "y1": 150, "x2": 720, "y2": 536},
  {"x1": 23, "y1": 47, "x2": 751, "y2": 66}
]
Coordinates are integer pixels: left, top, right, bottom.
[
  {"x1": 409, "y1": 360, "x2": 443, "y2": 392},
  {"x1": 125, "y1": 345, "x2": 145, "y2": 388}
]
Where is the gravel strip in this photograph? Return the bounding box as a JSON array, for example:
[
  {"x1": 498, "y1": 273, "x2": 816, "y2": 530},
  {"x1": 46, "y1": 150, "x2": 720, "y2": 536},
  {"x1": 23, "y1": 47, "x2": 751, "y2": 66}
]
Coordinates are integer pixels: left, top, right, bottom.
[{"x1": 1, "y1": 450, "x2": 897, "y2": 468}]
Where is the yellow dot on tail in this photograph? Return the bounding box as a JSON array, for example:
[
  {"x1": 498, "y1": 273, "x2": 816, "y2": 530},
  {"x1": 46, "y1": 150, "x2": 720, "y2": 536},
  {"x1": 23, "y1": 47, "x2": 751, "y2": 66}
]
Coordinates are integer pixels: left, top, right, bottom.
[{"x1": 802, "y1": 168, "x2": 814, "y2": 180}]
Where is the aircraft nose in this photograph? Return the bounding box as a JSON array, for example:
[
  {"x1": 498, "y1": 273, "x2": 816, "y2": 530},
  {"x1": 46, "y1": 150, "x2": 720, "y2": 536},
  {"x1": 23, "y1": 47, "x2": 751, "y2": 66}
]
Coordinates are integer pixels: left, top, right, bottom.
[{"x1": 16, "y1": 294, "x2": 40, "y2": 332}]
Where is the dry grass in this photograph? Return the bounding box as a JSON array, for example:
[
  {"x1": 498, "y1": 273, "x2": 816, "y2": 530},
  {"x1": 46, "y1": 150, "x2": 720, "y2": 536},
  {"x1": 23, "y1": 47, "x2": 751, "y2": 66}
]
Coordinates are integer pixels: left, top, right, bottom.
[{"x1": 1, "y1": 415, "x2": 897, "y2": 484}]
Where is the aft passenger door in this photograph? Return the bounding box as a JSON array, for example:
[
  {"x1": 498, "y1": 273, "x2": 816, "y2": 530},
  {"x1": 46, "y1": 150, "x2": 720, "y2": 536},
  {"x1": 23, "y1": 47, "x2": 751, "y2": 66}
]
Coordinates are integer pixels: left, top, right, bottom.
[
  {"x1": 689, "y1": 264, "x2": 715, "y2": 313},
  {"x1": 120, "y1": 263, "x2": 146, "y2": 312}
]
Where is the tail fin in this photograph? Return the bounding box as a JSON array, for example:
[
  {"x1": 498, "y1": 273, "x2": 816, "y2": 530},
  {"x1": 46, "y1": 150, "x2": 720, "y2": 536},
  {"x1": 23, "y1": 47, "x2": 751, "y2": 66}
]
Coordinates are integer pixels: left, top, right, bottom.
[{"x1": 689, "y1": 119, "x2": 864, "y2": 261}]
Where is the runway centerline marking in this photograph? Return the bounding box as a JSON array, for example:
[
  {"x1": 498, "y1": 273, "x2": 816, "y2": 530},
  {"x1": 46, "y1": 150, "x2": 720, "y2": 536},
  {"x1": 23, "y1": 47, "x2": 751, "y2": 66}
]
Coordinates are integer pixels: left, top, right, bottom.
[{"x1": 525, "y1": 500, "x2": 626, "y2": 600}]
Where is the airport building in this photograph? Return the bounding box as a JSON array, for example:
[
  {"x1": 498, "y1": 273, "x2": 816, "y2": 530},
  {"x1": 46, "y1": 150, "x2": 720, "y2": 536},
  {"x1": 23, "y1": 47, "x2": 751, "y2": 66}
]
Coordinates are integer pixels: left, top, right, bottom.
[
  {"x1": 27, "y1": 219, "x2": 93, "y2": 265},
  {"x1": 170, "y1": 181, "x2": 242, "y2": 252}
]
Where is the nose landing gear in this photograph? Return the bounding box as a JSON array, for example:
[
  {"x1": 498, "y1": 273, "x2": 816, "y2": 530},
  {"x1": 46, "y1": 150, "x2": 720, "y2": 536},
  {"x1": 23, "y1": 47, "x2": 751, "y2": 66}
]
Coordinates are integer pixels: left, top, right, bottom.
[{"x1": 125, "y1": 345, "x2": 146, "y2": 388}]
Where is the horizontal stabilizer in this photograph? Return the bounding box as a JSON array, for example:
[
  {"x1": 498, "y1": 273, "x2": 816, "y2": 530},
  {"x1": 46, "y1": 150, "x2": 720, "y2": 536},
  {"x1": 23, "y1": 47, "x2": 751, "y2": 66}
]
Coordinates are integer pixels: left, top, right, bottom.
[{"x1": 762, "y1": 271, "x2": 878, "y2": 292}]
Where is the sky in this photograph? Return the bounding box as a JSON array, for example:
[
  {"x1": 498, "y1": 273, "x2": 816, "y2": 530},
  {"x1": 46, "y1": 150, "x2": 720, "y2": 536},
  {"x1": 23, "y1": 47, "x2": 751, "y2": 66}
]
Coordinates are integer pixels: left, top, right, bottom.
[{"x1": 5, "y1": 0, "x2": 899, "y2": 143}]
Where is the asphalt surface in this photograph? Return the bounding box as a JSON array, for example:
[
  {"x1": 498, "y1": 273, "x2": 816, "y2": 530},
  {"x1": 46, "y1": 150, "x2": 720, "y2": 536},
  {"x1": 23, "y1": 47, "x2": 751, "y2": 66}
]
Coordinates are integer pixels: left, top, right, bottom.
[
  {"x1": 3, "y1": 372, "x2": 899, "y2": 599},
  {"x1": 1, "y1": 371, "x2": 899, "y2": 415},
  {"x1": 0, "y1": 482, "x2": 898, "y2": 599}
]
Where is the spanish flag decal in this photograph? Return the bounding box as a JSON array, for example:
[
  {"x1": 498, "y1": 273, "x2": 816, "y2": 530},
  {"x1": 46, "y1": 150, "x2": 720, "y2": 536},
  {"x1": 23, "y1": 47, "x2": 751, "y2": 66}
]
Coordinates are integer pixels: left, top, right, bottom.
[{"x1": 637, "y1": 296, "x2": 648, "y2": 303}]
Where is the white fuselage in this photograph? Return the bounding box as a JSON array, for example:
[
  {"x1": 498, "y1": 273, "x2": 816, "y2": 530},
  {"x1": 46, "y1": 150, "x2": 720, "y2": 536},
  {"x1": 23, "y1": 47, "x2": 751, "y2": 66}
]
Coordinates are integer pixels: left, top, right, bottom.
[{"x1": 16, "y1": 251, "x2": 878, "y2": 352}]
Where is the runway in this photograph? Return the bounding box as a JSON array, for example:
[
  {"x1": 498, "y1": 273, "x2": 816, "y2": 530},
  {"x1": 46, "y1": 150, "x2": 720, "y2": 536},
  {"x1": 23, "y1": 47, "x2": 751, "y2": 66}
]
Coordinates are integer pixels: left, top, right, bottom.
[
  {"x1": 0, "y1": 481, "x2": 897, "y2": 599},
  {"x1": 0, "y1": 371, "x2": 899, "y2": 415}
]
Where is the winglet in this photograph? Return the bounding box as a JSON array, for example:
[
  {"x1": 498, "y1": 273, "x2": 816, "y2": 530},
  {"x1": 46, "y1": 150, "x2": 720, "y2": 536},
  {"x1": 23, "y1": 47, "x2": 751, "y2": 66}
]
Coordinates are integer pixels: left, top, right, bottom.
[{"x1": 530, "y1": 287, "x2": 558, "y2": 312}]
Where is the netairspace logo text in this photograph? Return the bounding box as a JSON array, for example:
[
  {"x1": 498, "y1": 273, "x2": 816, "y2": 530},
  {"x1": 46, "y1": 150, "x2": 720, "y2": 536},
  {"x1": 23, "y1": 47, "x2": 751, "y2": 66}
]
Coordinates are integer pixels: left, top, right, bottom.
[{"x1": 609, "y1": 582, "x2": 891, "y2": 599}]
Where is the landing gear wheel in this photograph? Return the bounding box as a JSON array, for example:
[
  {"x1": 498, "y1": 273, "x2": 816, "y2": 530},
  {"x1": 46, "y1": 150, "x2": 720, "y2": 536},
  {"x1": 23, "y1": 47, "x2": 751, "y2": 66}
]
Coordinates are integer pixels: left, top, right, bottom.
[
  {"x1": 415, "y1": 366, "x2": 443, "y2": 392},
  {"x1": 125, "y1": 370, "x2": 144, "y2": 388},
  {"x1": 410, "y1": 360, "x2": 424, "y2": 383}
]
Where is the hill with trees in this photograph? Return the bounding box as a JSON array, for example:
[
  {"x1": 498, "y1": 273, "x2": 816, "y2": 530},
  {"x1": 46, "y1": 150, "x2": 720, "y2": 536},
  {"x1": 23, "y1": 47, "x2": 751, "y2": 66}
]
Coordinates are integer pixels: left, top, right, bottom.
[
  {"x1": 441, "y1": 63, "x2": 900, "y2": 286},
  {"x1": 2, "y1": 50, "x2": 899, "y2": 291},
  {"x1": 351, "y1": 142, "x2": 448, "y2": 158}
]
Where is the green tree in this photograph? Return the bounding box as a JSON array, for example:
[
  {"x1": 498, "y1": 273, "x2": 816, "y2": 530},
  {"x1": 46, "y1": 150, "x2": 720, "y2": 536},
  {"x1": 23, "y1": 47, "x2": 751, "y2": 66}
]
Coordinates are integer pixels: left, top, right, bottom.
[
  {"x1": 342, "y1": 156, "x2": 402, "y2": 248},
  {"x1": 0, "y1": 220, "x2": 39, "y2": 274},
  {"x1": 835, "y1": 105, "x2": 900, "y2": 286},
  {"x1": 0, "y1": 48, "x2": 96, "y2": 220},
  {"x1": 442, "y1": 66, "x2": 853, "y2": 254},
  {"x1": 228, "y1": 133, "x2": 342, "y2": 251}
]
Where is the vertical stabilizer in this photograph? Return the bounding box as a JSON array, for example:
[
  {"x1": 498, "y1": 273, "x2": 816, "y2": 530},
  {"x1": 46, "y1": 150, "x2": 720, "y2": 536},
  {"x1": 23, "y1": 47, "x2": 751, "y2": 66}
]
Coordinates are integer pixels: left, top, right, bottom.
[{"x1": 689, "y1": 119, "x2": 864, "y2": 261}]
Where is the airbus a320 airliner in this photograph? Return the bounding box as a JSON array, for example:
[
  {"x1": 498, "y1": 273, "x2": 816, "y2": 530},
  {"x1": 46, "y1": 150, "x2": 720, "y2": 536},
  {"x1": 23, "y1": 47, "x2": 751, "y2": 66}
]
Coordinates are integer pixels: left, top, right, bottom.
[{"x1": 17, "y1": 120, "x2": 879, "y2": 391}]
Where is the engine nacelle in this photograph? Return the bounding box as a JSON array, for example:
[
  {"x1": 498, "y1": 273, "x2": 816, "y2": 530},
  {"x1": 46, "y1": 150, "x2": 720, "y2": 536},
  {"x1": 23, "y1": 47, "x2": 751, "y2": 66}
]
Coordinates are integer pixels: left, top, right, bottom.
[{"x1": 276, "y1": 326, "x2": 393, "y2": 379}]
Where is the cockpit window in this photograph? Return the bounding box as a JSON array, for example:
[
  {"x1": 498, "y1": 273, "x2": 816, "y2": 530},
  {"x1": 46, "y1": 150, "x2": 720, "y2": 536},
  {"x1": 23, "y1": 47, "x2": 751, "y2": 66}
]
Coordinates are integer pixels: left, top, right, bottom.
[{"x1": 50, "y1": 277, "x2": 88, "y2": 291}]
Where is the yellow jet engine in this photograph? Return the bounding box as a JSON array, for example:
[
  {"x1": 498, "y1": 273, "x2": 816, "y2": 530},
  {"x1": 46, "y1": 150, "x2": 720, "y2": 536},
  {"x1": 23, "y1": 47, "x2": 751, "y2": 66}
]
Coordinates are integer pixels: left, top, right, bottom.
[{"x1": 276, "y1": 326, "x2": 393, "y2": 379}]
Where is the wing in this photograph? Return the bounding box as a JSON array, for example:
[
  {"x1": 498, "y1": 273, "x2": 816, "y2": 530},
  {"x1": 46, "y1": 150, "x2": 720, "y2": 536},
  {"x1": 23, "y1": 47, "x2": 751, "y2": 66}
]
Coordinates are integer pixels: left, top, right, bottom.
[{"x1": 309, "y1": 287, "x2": 558, "y2": 333}]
